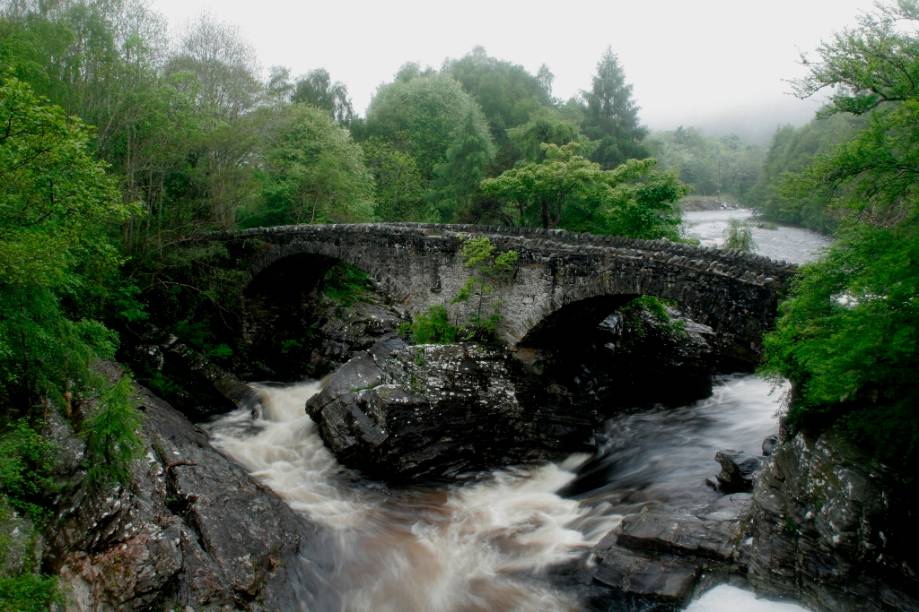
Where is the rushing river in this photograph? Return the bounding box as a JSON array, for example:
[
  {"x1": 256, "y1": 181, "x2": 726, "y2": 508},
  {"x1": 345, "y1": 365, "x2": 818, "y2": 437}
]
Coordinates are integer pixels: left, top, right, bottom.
[{"x1": 205, "y1": 211, "x2": 829, "y2": 611}]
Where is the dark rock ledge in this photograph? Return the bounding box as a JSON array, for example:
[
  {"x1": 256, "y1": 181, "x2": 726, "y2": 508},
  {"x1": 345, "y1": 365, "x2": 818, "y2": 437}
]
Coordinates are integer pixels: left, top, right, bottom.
[{"x1": 47, "y1": 365, "x2": 335, "y2": 611}]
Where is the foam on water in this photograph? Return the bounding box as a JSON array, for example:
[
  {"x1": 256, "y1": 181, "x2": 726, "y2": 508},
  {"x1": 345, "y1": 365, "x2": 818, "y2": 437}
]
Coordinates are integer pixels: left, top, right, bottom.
[
  {"x1": 206, "y1": 380, "x2": 617, "y2": 611},
  {"x1": 686, "y1": 585, "x2": 812, "y2": 611}
]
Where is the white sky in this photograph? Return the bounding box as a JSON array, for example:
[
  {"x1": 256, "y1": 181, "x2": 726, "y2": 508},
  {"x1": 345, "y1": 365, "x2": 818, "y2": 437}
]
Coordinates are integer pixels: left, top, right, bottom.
[{"x1": 148, "y1": 0, "x2": 877, "y2": 133}]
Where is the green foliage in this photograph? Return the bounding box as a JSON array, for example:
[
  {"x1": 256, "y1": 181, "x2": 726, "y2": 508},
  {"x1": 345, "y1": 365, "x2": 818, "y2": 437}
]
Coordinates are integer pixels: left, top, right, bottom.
[
  {"x1": 320, "y1": 262, "x2": 374, "y2": 306},
  {"x1": 402, "y1": 237, "x2": 518, "y2": 344},
  {"x1": 619, "y1": 296, "x2": 686, "y2": 340},
  {"x1": 0, "y1": 498, "x2": 59, "y2": 611},
  {"x1": 763, "y1": 0, "x2": 919, "y2": 468},
  {"x1": 0, "y1": 76, "x2": 132, "y2": 408},
  {"x1": 748, "y1": 114, "x2": 863, "y2": 232},
  {"x1": 242, "y1": 104, "x2": 374, "y2": 226},
  {"x1": 361, "y1": 139, "x2": 428, "y2": 221},
  {"x1": 507, "y1": 108, "x2": 583, "y2": 163},
  {"x1": 722, "y1": 219, "x2": 756, "y2": 252},
  {"x1": 646, "y1": 127, "x2": 764, "y2": 201},
  {"x1": 290, "y1": 68, "x2": 354, "y2": 125},
  {"x1": 763, "y1": 225, "x2": 918, "y2": 417},
  {"x1": 403, "y1": 305, "x2": 459, "y2": 344},
  {"x1": 0, "y1": 422, "x2": 58, "y2": 522},
  {"x1": 482, "y1": 143, "x2": 685, "y2": 238},
  {"x1": 443, "y1": 47, "x2": 553, "y2": 170},
  {"x1": 452, "y1": 237, "x2": 518, "y2": 341},
  {"x1": 0, "y1": 573, "x2": 60, "y2": 612},
  {"x1": 578, "y1": 47, "x2": 649, "y2": 169},
  {"x1": 364, "y1": 74, "x2": 495, "y2": 221},
  {"x1": 81, "y1": 376, "x2": 143, "y2": 489},
  {"x1": 793, "y1": 0, "x2": 919, "y2": 116}
]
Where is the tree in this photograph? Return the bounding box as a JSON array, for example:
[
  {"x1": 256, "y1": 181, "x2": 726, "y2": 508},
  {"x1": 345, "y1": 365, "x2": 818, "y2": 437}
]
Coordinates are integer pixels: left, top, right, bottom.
[
  {"x1": 507, "y1": 108, "x2": 583, "y2": 162},
  {"x1": 0, "y1": 76, "x2": 136, "y2": 407},
  {"x1": 481, "y1": 143, "x2": 684, "y2": 238},
  {"x1": 361, "y1": 139, "x2": 427, "y2": 221},
  {"x1": 722, "y1": 219, "x2": 756, "y2": 251},
  {"x1": 364, "y1": 74, "x2": 494, "y2": 221},
  {"x1": 165, "y1": 15, "x2": 264, "y2": 230},
  {"x1": 646, "y1": 127, "x2": 765, "y2": 204},
  {"x1": 747, "y1": 114, "x2": 863, "y2": 231},
  {"x1": 291, "y1": 68, "x2": 354, "y2": 125},
  {"x1": 243, "y1": 104, "x2": 374, "y2": 226},
  {"x1": 762, "y1": 0, "x2": 919, "y2": 466},
  {"x1": 442, "y1": 47, "x2": 553, "y2": 169},
  {"x1": 580, "y1": 47, "x2": 649, "y2": 168}
]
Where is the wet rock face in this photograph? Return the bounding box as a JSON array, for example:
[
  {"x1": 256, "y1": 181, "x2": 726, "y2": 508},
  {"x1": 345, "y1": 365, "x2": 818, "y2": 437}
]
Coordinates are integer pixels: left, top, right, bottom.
[
  {"x1": 49, "y1": 372, "x2": 335, "y2": 611},
  {"x1": 522, "y1": 305, "x2": 718, "y2": 415},
  {"x1": 747, "y1": 430, "x2": 919, "y2": 611},
  {"x1": 712, "y1": 450, "x2": 763, "y2": 493},
  {"x1": 244, "y1": 292, "x2": 404, "y2": 382},
  {"x1": 306, "y1": 339, "x2": 594, "y2": 482},
  {"x1": 587, "y1": 494, "x2": 751, "y2": 611}
]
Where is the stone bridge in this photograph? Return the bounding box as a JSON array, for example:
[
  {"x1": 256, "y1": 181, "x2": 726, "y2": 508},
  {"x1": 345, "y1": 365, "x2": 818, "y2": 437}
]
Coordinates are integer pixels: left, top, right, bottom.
[{"x1": 217, "y1": 223, "x2": 797, "y2": 367}]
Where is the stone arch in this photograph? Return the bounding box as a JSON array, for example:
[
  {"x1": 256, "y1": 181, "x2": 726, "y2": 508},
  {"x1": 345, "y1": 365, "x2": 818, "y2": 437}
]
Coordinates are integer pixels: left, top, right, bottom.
[{"x1": 238, "y1": 244, "x2": 400, "y2": 380}]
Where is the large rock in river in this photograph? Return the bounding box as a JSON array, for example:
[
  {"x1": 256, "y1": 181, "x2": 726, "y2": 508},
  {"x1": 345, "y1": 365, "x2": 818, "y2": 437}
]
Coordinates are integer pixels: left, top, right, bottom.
[{"x1": 306, "y1": 339, "x2": 594, "y2": 482}]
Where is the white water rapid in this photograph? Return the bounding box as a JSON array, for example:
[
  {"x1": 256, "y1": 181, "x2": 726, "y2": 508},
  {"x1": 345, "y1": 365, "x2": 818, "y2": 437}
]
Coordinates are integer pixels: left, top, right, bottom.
[
  {"x1": 205, "y1": 376, "x2": 809, "y2": 611},
  {"x1": 206, "y1": 381, "x2": 619, "y2": 611}
]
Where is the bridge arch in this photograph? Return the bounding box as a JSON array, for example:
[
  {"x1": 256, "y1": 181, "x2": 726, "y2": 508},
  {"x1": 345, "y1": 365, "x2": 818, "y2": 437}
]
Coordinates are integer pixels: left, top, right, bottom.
[{"x1": 217, "y1": 223, "x2": 796, "y2": 369}]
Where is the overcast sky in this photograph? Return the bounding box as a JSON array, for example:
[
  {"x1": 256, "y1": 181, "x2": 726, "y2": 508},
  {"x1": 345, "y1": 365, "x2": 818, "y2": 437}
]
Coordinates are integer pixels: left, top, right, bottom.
[{"x1": 148, "y1": 0, "x2": 877, "y2": 136}]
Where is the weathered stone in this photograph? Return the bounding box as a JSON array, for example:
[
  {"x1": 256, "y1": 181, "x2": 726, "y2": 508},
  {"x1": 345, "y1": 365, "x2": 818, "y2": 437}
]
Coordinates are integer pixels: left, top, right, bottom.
[
  {"x1": 123, "y1": 323, "x2": 258, "y2": 421},
  {"x1": 762, "y1": 433, "x2": 779, "y2": 456},
  {"x1": 49, "y1": 365, "x2": 334, "y2": 610},
  {"x1": 592, "y1": 544, "x2": 700, "y2": 609},
  {"x1": 0, "y1": 505, "x2": 41, "y2": 577},
  {"x1": 527, "y1": 306, "x2": 717, "y2": 413},
  {"x1": 747, "y1": 430, "x2": 919, "y2": 611},
  {"x1": 306, "y1": 341, "x2": 593, "y2": 482},
  {"x1": 714, "y1": 449, "x2": 763, "y2": 493},
  {"x1": 212, "y1": 223, "x2": 796, "y2": 369},
  {"x1": 616, "y1": 506, "x2": 744, "y2": 562}
]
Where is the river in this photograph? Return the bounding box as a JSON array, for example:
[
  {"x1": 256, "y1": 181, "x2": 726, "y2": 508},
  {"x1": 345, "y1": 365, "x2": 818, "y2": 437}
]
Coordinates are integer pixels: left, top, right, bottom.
[{"x1": 204, "y1": 210, "x2": 830, "y2": 611}]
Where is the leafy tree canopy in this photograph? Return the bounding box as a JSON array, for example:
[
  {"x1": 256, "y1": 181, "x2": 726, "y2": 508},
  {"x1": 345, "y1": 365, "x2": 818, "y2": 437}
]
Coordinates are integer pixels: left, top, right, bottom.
[
  {"x1": 579, "y1": 47, "x2": 649, "y2": 168},
  {"x1": 481, "y1": 143, "x2": 684, "y2": 238},
  {"x1": 242, "y1": 104, "x2": 374, "y2": 226},
  {"x1": 762, "y1": 0, "x2": 919, "y2": 467},
  {"x1": 364, "y1": 73, "x2": 494, "y2": 221},
  {"x1": 291, "y1": 68, "x2": 354, "y2": 125}
]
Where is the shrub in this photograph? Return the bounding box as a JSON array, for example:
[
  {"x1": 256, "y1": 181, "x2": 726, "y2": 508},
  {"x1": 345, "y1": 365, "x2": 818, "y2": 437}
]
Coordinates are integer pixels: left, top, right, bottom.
[
  {"x1": 403, "y1": 305, "x2": 459, "y2": 344},
  {"x1": 722, "y1": 218, "x2": 756, "y2": 252},
  {"x1": 0, "y1": 574, "x2": 59, "y2": 612},
  {"x1": 0, "y1": 422, "x2": 58, "y2": 522},
  {"x1": 81, "y1": 376, "x2": 143, "y2": 489}
]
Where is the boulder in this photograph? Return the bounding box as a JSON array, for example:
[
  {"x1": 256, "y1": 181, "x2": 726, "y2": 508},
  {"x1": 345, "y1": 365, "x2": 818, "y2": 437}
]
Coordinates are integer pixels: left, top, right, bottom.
[
  {"x1": 306, "y1": 340, "x2": 593, "y2": 482},
  {"x1": 585, "y1": 494, "x2": 751, "y2": 610},
  {"x1": 524, "y1": 305, "x2": 718, "y2": 416},
  {"x1": 713, "y1": 450, "x2": 763, "y2": 493},
  {"x1": 761, "y1": 434, "x2": 779, "y2": 457}
]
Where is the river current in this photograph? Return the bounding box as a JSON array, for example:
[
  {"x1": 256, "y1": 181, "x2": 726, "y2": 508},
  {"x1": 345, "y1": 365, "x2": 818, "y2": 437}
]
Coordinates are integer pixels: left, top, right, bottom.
[{"x1": 205, "y1": 210, "x2": 829, "y2": 611}]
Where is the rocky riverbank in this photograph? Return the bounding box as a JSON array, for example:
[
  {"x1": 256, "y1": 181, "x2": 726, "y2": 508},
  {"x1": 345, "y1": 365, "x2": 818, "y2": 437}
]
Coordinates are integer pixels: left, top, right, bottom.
[
  {"x1": 746, "y1": 428, "x2": 919, "y2": 610},
  {"x1": 43, "y1": 365, "x2": 334, "y2": 610}
]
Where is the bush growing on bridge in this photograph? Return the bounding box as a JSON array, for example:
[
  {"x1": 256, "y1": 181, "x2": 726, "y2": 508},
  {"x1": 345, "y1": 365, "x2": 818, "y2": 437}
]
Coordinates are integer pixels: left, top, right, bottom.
[
  {"x1": 722, "y1": 219, "x2": 756, "y2": 252},
  {"x1": 404, "y1": 237, "x2": 518, "y2": 344}
]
